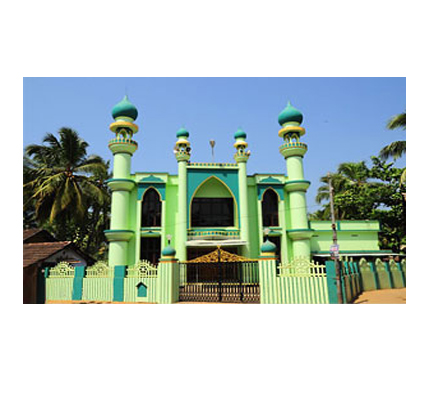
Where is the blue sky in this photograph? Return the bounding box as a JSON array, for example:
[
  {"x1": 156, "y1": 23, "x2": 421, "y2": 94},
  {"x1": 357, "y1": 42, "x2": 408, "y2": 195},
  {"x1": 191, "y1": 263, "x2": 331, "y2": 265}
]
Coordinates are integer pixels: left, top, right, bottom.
[{"x1": 23, "y1": 77, "x2": 406, "y2": 213}]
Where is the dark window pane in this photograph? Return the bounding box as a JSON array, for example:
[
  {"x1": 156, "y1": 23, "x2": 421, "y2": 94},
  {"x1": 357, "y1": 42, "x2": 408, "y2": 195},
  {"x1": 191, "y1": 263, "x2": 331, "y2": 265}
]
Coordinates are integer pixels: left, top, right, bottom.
[
  {"x1": 140, "y1": 237, "x2": 161, "y2": 265},
  {"x1": 191, "y1": 198, "x2": 234, "y2": 227},
  {"x1": 142, "y1": 189, "x2": 162, "y2": 227},
  {"x1": 262, "y1": 189, "x2": 279, "y2": 227}
]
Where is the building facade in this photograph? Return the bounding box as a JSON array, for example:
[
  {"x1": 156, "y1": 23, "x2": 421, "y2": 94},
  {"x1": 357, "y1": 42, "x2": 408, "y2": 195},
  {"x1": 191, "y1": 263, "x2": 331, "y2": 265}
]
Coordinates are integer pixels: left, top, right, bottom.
[{"x1": 104, "y1": 96, "x2": 382, "y2": 269}]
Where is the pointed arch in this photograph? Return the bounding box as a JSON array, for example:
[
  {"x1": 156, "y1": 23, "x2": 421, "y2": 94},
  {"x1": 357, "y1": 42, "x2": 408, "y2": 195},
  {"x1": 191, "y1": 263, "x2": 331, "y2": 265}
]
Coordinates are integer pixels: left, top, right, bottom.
[
  {"x1": 260, "y1": 186, "x2": 280, "y2": 201},
  {"x1": 262, "y1": 188, "x2": 279, "y2": 227},
  {"x1": 141, "y1": 185, "x2": 163, "y2": 202},
  {"x1": 190, "y1": 175, "x2": 238, "y2": 228},
  {"x1": 142, "y1": 187, "x2": 162, "y2": 227}
]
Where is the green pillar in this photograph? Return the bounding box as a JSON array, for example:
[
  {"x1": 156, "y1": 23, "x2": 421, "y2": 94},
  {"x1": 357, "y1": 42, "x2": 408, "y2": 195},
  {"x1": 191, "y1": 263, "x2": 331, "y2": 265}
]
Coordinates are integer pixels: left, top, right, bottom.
[
  {"x1": 257, "y1": 199, "x2": 264, "y2": 256},
  {"x1": 105, "y1": 96, "x2": 139, "y2": 268},
  {"x1": 277, "y1": 102, "x2": 313, "y2": 260},
  {"x1": 233, "y1": 129, "x2": 250, "y2": 257},
  {"x1": 278, "y1": 198, "x2": 289, "y2": 264},
  {"x1": 174, "y1": 128, "x2": 191, "y2": 261},
  {"x1": 157, "y1": 243, "x2": 180, "y2": 304},
  {"x1": 258, "y1": 237, "x2": 278, "y2": 304}
]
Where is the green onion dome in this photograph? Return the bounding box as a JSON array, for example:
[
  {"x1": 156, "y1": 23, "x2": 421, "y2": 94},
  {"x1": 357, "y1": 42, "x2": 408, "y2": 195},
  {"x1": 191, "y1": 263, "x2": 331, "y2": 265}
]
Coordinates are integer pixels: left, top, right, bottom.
[
  {"x1": 176, "y1": 127, "x2": 190, "y2": 138},
  {"x1": 162, "y1": 245, "x2": 176, "y2": 257},
  {"x1": 261, "y1": 239, "x2": 277, "y2": 253},
  {"x1": 278, "y1": 101, "x2": 303, "y2": 126},
  {"x1": 234, "y1": 129, "x2": 247, "y2": 140},
  {"x1": 112, "y1": 95, "x2": 138, "y2": 121}
]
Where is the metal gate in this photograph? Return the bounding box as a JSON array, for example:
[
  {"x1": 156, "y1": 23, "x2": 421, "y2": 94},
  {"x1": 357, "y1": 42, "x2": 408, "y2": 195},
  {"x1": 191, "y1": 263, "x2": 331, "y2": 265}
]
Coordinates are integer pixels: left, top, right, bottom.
[{"x1": 179, "y1": 248, "x2": 260, "y2": 303}]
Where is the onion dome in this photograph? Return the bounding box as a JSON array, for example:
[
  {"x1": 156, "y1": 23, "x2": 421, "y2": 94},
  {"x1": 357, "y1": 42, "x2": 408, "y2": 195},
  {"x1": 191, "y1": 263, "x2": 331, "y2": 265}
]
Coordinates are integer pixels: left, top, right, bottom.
[
  {"x1": 278, "y1": 101, "x2": 303, "y2": 126},
  {"x1": 261, "y1": 239, "x2": 277, "y2": 253},
  {"x1": 176, "y1": 127, "x2": 190, "y2": 138},
  {"x1": 234, "y1": 128, "x2": 247, "y2": 140},
  {"x1": 162, "y1": 245, "x2": 176, "y2": 257},
  {"x1": 112, "y1": 95, "x2": 138, "y2": 121}
]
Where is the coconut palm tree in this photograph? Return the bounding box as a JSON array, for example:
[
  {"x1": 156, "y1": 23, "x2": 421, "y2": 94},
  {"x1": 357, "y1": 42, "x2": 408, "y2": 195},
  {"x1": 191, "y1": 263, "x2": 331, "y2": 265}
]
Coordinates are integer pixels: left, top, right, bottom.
[
  {"x1": 379, "y1": 112, "x2": 406, "y2": 161},
  {"x1": 315, "y1": 161, "x2": 379, "y2": 219},
  {"x1": 24, "y1": 127, "x2": 109, "y2": 224},
  {"x1": 316, "y1": 161, "x2": 371, "y2": 203},
  {"x1": 379, "y1": 112, "x2": 406, "y2": 185}
]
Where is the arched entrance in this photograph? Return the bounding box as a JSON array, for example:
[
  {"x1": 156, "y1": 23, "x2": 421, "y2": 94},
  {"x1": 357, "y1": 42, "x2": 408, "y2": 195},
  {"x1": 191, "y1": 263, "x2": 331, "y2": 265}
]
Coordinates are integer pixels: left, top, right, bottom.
[{"x1": 179, "y1": 247, "x2": 260, "y2": 303}]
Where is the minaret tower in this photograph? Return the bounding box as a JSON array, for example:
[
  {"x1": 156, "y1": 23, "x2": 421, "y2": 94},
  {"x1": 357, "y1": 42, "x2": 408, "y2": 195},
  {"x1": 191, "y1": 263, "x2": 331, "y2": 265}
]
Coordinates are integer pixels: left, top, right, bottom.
[
  {"x1": 174, "y1": 127, "x2": 191, "y2": 261},
  {"x1": 233, "y1": 129, "x2": 251, "y2": 256},
  {"x1": 278, "y1": 102, "x2": 313, "y2": 260},
  {"x1": 105, "y1": 95, "x2": 139, "y2": 268}
]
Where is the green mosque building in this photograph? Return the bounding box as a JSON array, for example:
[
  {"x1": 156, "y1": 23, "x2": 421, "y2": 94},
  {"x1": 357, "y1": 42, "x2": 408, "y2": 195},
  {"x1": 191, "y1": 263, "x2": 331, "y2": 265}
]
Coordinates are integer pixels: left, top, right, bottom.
[
  {"x1": 43, "y1": 95, "x2": 406, "y2": 304},
  {"x1": 104, "y1": 96, "x2": 381, "y2": 268}
]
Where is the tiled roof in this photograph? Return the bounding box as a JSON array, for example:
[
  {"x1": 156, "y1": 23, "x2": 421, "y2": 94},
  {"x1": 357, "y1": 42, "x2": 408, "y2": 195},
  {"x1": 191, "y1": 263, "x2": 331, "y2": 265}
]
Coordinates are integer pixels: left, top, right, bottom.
[
  {"x1": 23, "y1": 241, "x2": 72, "y2": 268},
  {"x1": 23, "y1": 228, "x2": 42, "y2": 241},
  {"x1": 23, "y1": 228, "x2": 56, "y2": 243}
]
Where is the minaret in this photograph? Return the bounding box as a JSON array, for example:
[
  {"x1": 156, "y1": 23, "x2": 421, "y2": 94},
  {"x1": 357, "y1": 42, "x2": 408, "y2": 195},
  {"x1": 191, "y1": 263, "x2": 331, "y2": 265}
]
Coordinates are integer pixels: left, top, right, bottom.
[
  {"x1": 174, "y1": 127, "x2": 191, "y2": 261},
  {"x1": 233, "y1": 129, "x2": 251, "y2": 256},
  {"x1": 105, "y1": 95, "x2": 139, "y2": 268},
  {"x1": 278, "y1": 102, "x2": 312, "y2": 260}
]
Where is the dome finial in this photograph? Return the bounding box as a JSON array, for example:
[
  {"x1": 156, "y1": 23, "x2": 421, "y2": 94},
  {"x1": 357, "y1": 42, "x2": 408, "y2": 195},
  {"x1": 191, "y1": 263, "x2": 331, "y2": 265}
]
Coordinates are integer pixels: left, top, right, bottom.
[
  {"x1": 112, "y1": 95, "x2": 138, "y2": 121},
  {"x1": 278, "y1": 101, "x2": 303, "y2": 126},
  {"x1": 162, "y1": 235, "x2": 176, "y2": 258},
  {"x1": 234, "y1": 128, "x2": 247, "y2": 140},
  {"x1": 176, "y1": 127, "x2": 190, "y2": 138}
]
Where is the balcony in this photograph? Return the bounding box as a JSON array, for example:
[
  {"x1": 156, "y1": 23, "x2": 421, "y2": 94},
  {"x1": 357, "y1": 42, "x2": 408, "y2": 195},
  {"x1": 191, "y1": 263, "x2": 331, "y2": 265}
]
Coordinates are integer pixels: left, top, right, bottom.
[{"x1": 187, "y1": 228, "x2": 240, "y2": 241}]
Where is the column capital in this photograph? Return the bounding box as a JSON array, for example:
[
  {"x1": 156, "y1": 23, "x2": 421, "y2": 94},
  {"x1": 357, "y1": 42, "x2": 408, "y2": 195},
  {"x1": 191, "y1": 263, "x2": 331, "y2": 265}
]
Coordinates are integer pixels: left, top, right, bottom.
[
  {"x1": 108, "y1": 138, "x2": 138, "y2": 155},
  {"x1": 279, "y1": 142, "x2": 307, "y2": 158},
  {"x1": 175, "y1": 152, "x2": 190, "y2": 162},
  {"x1": 234, "y1": 153, "x2": 250, "y2": 163}
]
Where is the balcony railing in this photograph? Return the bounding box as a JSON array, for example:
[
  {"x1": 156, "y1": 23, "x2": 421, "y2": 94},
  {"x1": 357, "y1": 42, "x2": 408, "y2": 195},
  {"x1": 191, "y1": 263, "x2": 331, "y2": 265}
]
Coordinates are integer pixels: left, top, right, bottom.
[{"x1": 187, "y1": 229, "x2": 240, "y2": 241}]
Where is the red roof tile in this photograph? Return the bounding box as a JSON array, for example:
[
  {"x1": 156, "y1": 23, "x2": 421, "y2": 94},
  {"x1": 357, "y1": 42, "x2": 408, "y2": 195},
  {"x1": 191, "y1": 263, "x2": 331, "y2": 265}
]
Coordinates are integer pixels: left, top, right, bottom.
[
  {"x1": 23, "y1": 228, "x2": 56, "y2": 243},
  {"x1": 23, "y1": 241, "x2": 72, "y2": 268},
  {"x1": 23, "y1": 228, "x2": 42, "y2": 241}
]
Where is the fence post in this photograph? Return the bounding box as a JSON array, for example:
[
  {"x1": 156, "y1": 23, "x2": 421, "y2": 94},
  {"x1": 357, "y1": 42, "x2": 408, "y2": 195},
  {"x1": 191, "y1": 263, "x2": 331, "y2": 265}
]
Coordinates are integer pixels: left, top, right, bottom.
[
  {"x1": 389, "y1": 260, "x2": 404, "y2": 289},
  {"x1": 350, "y1": 262, "x2": 355, "y2": 297},
  {"x1": 325, "y1": 261, "x2": 339, "y2": 304},
  {"x1": 384, "y1": 261, "x2": 394, "y2": 288},
  {"x1": 401, "y1": 259, "x2": 406, "y2": 286},
  {"x1": 72, "y1": 265, "x2": 86, "y2": 301},
  {"x1": 157, "y1": 245, "x2": 179, "y2": 304},
  {"x1": 351, "y1": 262, "x2": 359, "y2": 297},
  {"x1": 359, "y1": 258, "x2": 376, "y2": 291},
  {"x1": 258, "y1": 239, "x2": 278, "y2": 304},
  {"x1": 113, "y1": 265, "x2": 127, "y2": 302},
  {"x1": 375, "y1": 259, "x2": 391, "y2": 289}
]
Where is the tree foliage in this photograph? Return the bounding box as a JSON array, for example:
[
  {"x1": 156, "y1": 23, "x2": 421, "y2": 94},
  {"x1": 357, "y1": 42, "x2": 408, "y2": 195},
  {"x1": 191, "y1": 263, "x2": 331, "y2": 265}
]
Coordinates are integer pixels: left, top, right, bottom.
[
  {"x1": 379, "y1": 112, "x2": 406, "y2": 162},
  {"x1": 312, "y1": 111, "x2": 406, "y2": 252},
  {"x1": 311, "y1": 157, "x2": 406, "y2": 252},
  {"x1": 24, "y1": 128, "x2": 111, "y2": 259}
]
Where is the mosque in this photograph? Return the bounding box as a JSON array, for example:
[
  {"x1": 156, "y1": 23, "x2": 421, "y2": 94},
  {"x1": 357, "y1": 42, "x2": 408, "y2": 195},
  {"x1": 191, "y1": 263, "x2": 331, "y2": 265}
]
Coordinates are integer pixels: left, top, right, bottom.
[{"x1": 104, "y1": 96, "x2": 383, "y2": 269}]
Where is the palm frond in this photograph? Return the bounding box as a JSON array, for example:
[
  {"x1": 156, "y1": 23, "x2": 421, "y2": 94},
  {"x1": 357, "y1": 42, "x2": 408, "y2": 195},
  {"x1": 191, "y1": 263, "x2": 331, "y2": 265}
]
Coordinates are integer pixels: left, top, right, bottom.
[
  {"x1": 379, "y1": 141, "x2": 406, "y2": 161},
  {"x1": 387, "y1": 113, "x2": 406, "y2": 130}
]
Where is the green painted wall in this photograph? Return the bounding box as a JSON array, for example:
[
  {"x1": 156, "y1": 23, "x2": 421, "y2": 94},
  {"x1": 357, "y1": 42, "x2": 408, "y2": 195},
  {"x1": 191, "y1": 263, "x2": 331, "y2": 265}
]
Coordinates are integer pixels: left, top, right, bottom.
[
  {"x1": 194, "y1": 177, "x2": 233, "y2": 198},
  {"x1": 127, "y1": 187, "x2": 138, "y2": 266},
  {"x1": 124, "y1": 277, "x2": 158, "y2": 303},
  {"x1": 165, "y1": 177, "x2": 179, "y2": 251},
  {"x1": 107, "y1": 166, "x2": 382, "y2": 267},
  {"x1": 284, "y1": 194, "x2": 293, "y2": 261},
  {"x1": 247, "y1": 180, "x2": 260, "y2": 258},
  {"x1": 310, "y1": 231, "x2": 380, "y2": 253}
]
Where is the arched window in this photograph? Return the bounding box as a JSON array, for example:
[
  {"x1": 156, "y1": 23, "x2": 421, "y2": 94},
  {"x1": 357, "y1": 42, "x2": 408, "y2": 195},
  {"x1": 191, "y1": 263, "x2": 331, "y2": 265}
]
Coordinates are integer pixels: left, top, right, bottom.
[
  {"x1": 262, "y1": 189, "x2": 279, "y2": 227},
  {"x1": 142, "y1": 189, "x2": 162, "y2": 227},
  {"x1": 191, "y1": 177, "x2": 235, "y2": 227}
]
